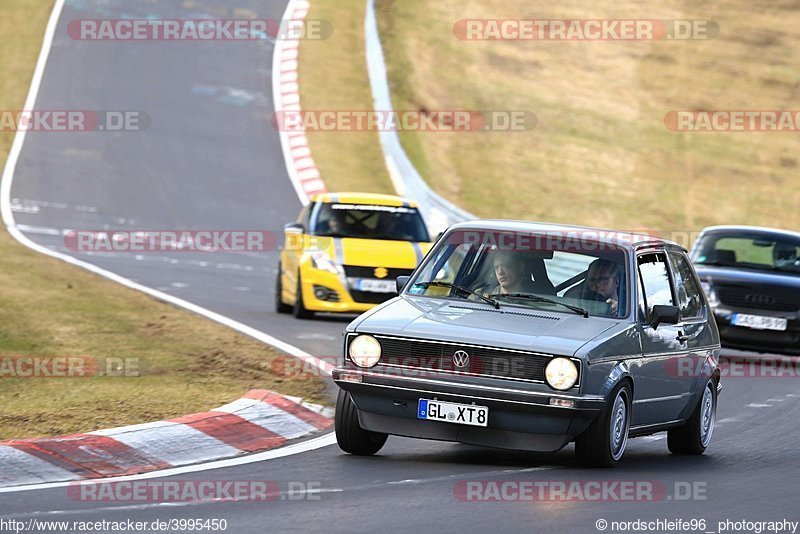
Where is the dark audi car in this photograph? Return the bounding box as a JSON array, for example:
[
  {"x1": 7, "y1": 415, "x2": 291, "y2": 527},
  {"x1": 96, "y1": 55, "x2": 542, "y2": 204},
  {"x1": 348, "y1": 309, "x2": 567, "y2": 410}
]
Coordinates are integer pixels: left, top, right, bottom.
[{"x1": 690, "y1": 226, "x2": 800, "y2": 355}]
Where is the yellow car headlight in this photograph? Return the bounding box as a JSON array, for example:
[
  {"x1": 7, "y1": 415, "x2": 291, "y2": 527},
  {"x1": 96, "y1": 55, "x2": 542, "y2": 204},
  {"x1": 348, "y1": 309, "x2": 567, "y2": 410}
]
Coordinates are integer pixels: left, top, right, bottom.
[
  {"x1": 545, "y1": 357, "x2": 578, "y2": 390},
  {"x1": 310, "y1": 251, "x2": 341, "y2": 274},
  {"x1": 348, "y1": 335, "x2": 381, "y2": 368}
]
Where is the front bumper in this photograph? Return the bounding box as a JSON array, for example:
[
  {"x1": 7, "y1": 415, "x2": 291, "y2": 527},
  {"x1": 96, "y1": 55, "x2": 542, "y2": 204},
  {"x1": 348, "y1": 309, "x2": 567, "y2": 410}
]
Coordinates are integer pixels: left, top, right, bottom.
[
  {"x1": 333, "y1": 368, "x2": 606, "y2": 452},
  {"x1": 299, "y1": 267, "x2": 389, "y2": 313},
  {"x1": 712, "y1": 308, "x2": 800, "y2": 355}
]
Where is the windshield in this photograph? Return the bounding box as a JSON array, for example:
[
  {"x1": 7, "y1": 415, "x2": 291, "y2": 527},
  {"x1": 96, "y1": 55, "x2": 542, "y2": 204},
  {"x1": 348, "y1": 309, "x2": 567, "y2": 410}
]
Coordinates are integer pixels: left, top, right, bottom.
[
  {"x1": 311, "y1": 203, "x2": 430, "y2": 242},
  {"x1": 693, "y1": 232, "x2": 800, "y2": 275},
  {"x1": 407, "y1": 229, "x2": 629, "y2": 318}
]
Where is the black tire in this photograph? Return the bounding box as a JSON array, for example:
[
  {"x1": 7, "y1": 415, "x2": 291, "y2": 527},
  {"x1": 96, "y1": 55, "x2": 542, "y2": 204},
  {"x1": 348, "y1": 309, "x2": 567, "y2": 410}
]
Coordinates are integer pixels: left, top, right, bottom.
[
  {"x1": 335, "y1": 390, "x2": 387, "y2": 456},
  {"x1": 293, "y1": 274, "x2": 314, "y2": 319},
  {"x1": 668, "y1": 378, "x2": 717, "y2": 455},
  {"x1": 274, "y1": 265, "x2": 292, "y2": 314},
  {"x1": 575, "y1": 382, "x2": 632, "y2": 467}
]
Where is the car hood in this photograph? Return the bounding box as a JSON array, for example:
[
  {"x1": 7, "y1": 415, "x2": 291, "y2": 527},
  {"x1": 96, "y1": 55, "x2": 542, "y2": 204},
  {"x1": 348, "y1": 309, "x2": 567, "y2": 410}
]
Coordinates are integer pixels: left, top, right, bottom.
[
  {"x1": 351, "y1": 296, "x2": 620, "y2": 357},
  {"x1": 316, "y1": 237, "x2": 432, "y2": 268},
  {"x1": 695, "y1": 266, "x2": 800, "y2": 289}
]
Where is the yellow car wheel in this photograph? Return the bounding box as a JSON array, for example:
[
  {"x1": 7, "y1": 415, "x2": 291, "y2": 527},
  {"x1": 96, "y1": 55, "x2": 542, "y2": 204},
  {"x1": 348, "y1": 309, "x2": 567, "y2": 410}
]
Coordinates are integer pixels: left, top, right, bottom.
[
  {"x1": 293, "y1": 275, "x2": 314, "y2": 319},
  {"x1": 274, "y1": 263, "x2": 292, "y2": 314}
]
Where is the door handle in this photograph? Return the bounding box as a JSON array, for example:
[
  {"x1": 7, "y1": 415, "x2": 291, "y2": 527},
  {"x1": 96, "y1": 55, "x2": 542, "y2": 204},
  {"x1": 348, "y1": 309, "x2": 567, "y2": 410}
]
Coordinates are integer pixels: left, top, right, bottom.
[{"x1": 676, "y1": 332, "x2": 689, "y2": 342}]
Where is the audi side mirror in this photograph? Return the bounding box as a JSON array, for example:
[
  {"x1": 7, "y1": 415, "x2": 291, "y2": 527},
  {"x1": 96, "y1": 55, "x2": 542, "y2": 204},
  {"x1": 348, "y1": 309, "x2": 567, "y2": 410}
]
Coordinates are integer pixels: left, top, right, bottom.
[
  {"x1": 650, "y1": 305, "x2": 680, "y2": 329},
  {"x1": 396, "y1": 276, "x2": 410, "y2": 294}
]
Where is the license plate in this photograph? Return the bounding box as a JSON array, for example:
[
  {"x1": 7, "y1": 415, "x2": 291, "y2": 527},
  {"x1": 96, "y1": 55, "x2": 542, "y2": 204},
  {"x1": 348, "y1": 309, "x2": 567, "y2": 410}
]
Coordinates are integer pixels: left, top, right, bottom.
[
  {"x1": 417, "y1": 399, "x2": 488, "y2": 427},
  {"x1": 731, "y1": 313, "x2": 788, "y2": 331},
  {"x1": 355, "y1": 278, "x2": 395, "y2": 293}
]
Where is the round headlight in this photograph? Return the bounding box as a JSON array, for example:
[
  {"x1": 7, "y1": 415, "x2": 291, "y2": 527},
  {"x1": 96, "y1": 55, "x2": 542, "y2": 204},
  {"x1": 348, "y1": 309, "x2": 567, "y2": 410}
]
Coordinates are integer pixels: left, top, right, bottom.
[
  {"x1": 545, "y1": 357, "x2": 578, "y2": 391},
  {"x1": 348, "y1": 335, "x2": 381, "y2": 368}
]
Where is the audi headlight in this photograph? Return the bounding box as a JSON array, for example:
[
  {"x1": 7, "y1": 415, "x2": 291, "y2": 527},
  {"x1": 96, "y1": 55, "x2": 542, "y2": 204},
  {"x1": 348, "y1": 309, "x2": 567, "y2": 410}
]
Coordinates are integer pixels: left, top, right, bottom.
[
  {"x1": 545, "y1": 357, "x2": 578, "y2": 390},
  {"x1": 310, "y1": 251, "x2": 340, "y2": 274},
  {"x1": 348, "y1": 335, "x2": 381, "y2": 368}
]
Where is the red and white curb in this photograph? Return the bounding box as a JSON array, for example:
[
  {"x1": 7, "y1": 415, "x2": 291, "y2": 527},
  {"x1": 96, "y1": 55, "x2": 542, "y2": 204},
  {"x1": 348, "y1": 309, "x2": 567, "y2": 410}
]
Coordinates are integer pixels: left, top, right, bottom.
[
  {"x1": 0, "y1": 390, "x2": 332, "y2": 488},
  {"x1": 273, "y1": 0, "x2": 327, "y2": 203}
]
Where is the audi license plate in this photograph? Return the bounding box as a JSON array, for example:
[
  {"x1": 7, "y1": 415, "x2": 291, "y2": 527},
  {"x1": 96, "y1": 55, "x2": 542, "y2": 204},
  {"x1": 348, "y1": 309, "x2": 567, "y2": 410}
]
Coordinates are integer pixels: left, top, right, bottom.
[
  {"x1": 731, "y1": 313, "x2": 788, "y2": 331},
  {"x1": 417, "y1": 399, "x2": 488, "y2": 427}
]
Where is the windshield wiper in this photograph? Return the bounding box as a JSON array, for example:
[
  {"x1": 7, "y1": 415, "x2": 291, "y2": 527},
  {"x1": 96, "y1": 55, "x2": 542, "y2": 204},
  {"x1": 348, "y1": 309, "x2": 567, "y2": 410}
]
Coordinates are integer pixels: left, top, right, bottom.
[
  {"x1": 489, "y1": 293, "x2": 589, "y2": 318},
  {"x1": 412, "y1": 282, "x2": 500, "y2": 309}
]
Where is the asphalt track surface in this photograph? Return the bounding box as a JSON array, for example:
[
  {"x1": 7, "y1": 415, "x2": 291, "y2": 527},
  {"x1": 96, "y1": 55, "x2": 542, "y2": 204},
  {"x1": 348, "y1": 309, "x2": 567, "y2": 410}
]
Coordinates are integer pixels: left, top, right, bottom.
[{"x1": 2, "y1": 1, "x2": 799, "y2": 532}]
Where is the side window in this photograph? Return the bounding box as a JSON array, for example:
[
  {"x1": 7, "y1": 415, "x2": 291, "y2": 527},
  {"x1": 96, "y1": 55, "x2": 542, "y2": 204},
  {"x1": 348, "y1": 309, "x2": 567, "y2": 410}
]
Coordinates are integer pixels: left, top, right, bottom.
[
  {"x1": 637, "y1": 252, "x2": 675, "y2": 321},
  {"x1": 668, "y1": 251, "x2": 704, "y2": 319}
]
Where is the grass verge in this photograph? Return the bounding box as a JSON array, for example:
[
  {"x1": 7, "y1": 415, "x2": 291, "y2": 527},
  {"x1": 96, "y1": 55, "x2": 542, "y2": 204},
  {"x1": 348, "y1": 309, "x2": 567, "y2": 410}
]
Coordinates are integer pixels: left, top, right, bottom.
[
  {"x1": 0, "y1": 0, "x2": 327, "y2": 439},
  {"x1": 300, "y1": 0, "x2": 799, "y2": 238}
]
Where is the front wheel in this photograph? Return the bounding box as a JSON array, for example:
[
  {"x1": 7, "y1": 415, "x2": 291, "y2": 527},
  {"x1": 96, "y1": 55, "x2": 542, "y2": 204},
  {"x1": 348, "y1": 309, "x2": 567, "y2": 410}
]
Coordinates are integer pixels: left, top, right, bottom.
[
  {"x1": 668, "y1": 378, "x2": 717, "y2": 455},
  {"x1": 274, "y1": 264, "x2": 292, "y2": 314},
  {"x1": 575, "y1": 382, "x2": 631, "y2": 467},
  {"x1": 293, "y1": 275, "x2": 314, "y2": 319},
  {"x1": 335, "y1": 390, "x2": 387, "y2": 456}
]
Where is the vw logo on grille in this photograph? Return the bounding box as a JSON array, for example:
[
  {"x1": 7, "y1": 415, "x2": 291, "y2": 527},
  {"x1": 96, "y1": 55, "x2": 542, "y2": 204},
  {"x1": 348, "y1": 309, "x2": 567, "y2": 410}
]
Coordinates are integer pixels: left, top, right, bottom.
[
  {"x1": 453, "y1": 350, "x2": 470, "y2": 368},
  {"x1": 745, "y1": 293, "x2": 774, "y2": 306}
]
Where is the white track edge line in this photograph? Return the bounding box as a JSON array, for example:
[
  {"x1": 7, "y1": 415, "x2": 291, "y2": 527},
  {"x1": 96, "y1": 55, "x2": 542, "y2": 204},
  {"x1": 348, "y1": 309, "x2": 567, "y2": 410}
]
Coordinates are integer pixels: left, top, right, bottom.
[{"x1": 0, "y1": 0, "x2": 335, "y2": 493}]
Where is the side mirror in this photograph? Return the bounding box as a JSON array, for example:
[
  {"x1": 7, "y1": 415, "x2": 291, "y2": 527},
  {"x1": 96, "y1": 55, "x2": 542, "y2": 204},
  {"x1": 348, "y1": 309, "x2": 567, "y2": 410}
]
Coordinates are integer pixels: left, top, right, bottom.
[
  {"x1": 284, "y1": 222, "x2": 304, "y2": 233},
  {"x1": 650, "y1": 304, "x2": 680, "y2": 329},
  {"x1": 396, "y1": 275, "x2": 410, "y2": 294},
  {"x1": 282, "y1": 223, "x2": 305, "y2": 252}
]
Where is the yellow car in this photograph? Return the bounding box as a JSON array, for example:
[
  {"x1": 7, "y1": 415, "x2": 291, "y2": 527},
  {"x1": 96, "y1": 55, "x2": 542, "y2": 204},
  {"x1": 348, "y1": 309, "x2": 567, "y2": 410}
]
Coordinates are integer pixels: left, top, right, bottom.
[{"x1": 276, "y1": 193, "x2": 434, "y2": 318}]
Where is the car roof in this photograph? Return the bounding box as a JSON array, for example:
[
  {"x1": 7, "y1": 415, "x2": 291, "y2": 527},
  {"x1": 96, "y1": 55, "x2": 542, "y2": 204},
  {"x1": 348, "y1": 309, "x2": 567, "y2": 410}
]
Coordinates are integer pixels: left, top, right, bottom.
[
  {"x1": 311, "y1": 192, "x2": 419, "y2": 208},
  {"x1": 447, "y1": 219, "x2": 684, "y2": 251},
  {"x1": 698, "y1": 225, "x2": 800, "y2": 240}
]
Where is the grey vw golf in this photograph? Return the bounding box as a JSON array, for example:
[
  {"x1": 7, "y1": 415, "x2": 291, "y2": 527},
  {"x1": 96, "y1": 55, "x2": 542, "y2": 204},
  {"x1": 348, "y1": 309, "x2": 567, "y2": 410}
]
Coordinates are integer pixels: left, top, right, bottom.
[{"x1": 333, "y1": 221, "x2": 721, "y2": 466}]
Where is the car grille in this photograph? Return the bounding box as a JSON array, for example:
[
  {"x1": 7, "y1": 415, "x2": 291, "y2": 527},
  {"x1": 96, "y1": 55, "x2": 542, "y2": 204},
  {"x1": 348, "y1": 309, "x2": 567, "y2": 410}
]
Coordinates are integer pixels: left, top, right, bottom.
[
  {"x1": 370, "y1": 335, "x2": 563, "y2": 383},
  {"x1": 343, "y1": 266, "x2": 414, "y2": 304},
  {"x1": 342, "y1": 266, "x2": 414, "y2": 279},
  {"x1": 349, "y1": 291, "x2": 394, "y2": 305},
  {"x1": 717, "y1": 285, "x2": 800, "y2": 313}
]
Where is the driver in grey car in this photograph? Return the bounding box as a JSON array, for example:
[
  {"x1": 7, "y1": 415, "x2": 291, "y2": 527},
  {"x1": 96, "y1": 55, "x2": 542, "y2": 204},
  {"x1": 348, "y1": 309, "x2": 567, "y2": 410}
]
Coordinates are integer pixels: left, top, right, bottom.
[
  {"x1": 488, "y1": 251, "x2": 555, "y2": 295},
  {"x1": 586, "y1": 258, "x2": 623, "y2": 315}
]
